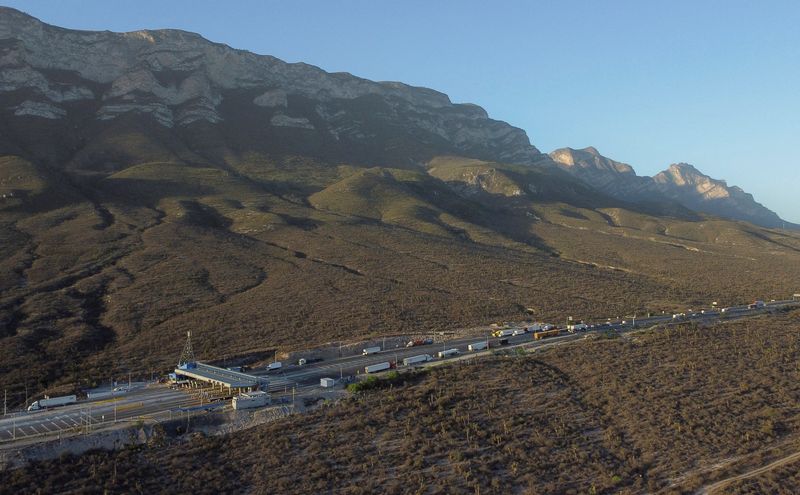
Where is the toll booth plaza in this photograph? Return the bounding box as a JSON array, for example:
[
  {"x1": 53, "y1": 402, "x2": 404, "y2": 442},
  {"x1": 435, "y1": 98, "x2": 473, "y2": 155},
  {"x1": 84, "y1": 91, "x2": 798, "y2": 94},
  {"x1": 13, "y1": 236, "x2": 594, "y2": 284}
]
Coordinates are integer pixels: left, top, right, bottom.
[{"x1": 173, "y1": 362, "x2": 266, "y2": 394}]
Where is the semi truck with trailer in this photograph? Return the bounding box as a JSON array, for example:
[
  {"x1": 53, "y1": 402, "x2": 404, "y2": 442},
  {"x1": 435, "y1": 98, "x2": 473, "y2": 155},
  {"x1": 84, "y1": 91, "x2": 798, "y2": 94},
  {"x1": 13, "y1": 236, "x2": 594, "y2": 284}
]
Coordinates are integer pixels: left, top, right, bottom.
[
  {"x1": 27, "y1": 394, "x2": 77, "y2": 412},
  {"x1": 364, "y1": 362, "x2": 392, "y2": 374},
  {"x1": 362, "y1": 346, "x2": 381, "y2": 355},
  {"x1": 468, "y1": 341, "x2": 488, "y2": 351},
  {"x1": 402, "y1": 354, "x2": 433, "y2": 366},
  {"x1": 533, "y1": 329, "x2": 561, "y2": 340}
]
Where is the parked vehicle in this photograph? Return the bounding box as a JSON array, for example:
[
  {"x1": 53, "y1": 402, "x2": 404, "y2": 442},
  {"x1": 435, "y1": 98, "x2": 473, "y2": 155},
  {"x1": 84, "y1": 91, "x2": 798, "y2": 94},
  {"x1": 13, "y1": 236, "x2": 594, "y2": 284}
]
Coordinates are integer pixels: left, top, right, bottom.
[
  {"x1": 362, "y1": 346, "x2": 381, "y2": 355},
  {"x1": 437, "y1": 349, "x2": 459, "y2": 358},
  {"x1": 403, "y1": 354, "x2": 433, "y2": 366},
  {"x1": 468, "y1": 341, "x2": 488, "y2": 351},
  {"x1": 364, "y1": 362, "x2": 391, "y2": 374},
  {"x1": 27, "y1": 394, "x2": 77, "y2": 412}
]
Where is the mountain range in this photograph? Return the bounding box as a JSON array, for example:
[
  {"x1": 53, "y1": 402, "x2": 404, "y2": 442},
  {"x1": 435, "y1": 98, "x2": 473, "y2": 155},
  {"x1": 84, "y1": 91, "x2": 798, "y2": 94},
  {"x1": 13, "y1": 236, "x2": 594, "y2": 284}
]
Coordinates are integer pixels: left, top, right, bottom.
[
  {"x1": 0, "y1": 6, "x2": 791, "y2": 230},
  {"x1": 550, "y1": 146, "x2": 794, "y2": 229},
  {"x1": 1, "y1": 6, "x2": 799, "y2": 401}
]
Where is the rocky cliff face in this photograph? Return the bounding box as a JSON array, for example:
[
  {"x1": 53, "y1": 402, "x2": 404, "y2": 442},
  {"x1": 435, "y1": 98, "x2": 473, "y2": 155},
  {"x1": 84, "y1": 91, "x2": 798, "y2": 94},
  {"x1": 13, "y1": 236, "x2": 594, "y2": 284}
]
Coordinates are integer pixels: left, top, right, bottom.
[
  {"x1": 548, "y1": 147, "x2": 656, "y2": 201},
  {"x1": 0, "y1": 7, "x2": 542, "y2": 167},
  {"x1": 551, "y1": 147, "x2": 791, "y2": 229}
]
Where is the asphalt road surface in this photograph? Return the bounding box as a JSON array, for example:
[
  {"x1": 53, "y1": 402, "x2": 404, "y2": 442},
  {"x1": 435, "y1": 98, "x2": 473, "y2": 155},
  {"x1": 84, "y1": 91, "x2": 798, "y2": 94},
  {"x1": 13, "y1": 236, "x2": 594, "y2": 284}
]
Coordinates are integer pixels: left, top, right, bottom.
[{"x1": 0, "y1": 385, "x2": 202, "y2": 443}]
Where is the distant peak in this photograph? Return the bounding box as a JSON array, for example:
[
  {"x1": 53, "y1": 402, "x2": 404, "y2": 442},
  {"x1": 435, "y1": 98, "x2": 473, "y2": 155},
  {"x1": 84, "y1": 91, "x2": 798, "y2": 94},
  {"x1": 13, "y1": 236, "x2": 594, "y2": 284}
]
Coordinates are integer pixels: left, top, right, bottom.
[
  {"x1": 669, "y1": 162, "x2": 701, "y2": 173},
  {"x1": 549, "y1": 146, "x2": 635, "y2": 175},
  {"x1": 659, "y1": 163, "x2": 710, "y2": 182},
  {"x1": 582, "y1": 146, "x2": 600, "y2": 155}
]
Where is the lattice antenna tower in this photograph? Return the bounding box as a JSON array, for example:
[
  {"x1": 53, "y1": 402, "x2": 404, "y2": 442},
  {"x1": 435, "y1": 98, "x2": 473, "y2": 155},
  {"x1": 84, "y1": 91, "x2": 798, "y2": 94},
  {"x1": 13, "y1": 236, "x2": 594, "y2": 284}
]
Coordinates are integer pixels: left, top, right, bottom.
[{"x1": 178, "y1": 331, "x2": 196, "y2": 366}]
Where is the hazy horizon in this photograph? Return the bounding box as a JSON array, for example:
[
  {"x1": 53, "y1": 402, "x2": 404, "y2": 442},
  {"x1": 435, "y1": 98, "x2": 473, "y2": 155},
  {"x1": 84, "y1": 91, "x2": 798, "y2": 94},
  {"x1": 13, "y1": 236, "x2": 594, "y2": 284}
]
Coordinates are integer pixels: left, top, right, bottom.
[{"x1": 5, "y1": 0, "x2": 798, "y2": 223}]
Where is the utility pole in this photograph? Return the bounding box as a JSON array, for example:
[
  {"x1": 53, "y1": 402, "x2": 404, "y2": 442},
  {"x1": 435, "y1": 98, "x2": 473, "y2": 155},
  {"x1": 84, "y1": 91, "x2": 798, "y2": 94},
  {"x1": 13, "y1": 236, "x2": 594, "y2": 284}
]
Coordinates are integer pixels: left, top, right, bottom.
[{"x1": 3, "y1": 389, "x2": 6, "y2": 416}]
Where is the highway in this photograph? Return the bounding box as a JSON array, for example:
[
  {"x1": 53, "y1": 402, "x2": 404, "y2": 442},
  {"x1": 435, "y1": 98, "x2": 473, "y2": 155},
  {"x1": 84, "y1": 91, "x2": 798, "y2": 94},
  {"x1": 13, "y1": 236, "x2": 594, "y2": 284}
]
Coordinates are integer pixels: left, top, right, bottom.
[
  {"x1": 253, "y1": 299, "x2": 798, "y2": 390},
  {"x1": 0, "y1": 385, "x2": 203, "y2": 443},
  {"x1": 1, "y1": 298, "x2": 795, "y2": 445}
]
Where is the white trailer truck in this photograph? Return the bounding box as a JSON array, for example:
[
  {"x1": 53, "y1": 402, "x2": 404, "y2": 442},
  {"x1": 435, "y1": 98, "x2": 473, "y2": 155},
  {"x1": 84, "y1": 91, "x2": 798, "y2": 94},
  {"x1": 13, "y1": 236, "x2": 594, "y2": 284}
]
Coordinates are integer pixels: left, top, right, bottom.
[
  {"x1": 438, "y1": 349, "x2": 459, "y2": 358},
  {"x1": 364, "y1": 362, "x2": 391, "y2": 374},
  {"x1": 27, "y1": 394, "x2": 77, "y2": 412},
  {"x1": 402, "y1": 354, "x2": 433, "y2": 366},
  {"x1": 362, "y1": 346, "x2": 381, "y2": 355},
  {"x1": 468, "y1": 341, "x2": 488, "y2": 351}
]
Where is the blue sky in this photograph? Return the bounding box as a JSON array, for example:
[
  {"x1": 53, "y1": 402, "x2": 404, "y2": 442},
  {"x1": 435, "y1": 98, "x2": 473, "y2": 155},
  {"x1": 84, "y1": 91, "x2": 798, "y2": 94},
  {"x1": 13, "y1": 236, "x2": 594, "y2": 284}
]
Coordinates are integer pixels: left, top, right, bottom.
[{"x1": 6, "y1": 0, "x2": 800, "y2": 222}]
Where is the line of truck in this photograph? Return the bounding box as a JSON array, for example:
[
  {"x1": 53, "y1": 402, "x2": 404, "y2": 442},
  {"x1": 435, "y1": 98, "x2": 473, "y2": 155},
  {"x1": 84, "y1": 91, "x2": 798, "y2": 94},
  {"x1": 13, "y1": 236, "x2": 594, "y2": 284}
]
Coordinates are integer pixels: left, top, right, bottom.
[{"x1": 491, "y1": 323, "x2": 554, "y2": 338}]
